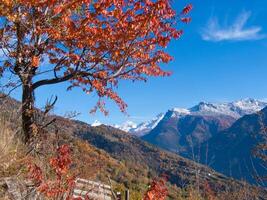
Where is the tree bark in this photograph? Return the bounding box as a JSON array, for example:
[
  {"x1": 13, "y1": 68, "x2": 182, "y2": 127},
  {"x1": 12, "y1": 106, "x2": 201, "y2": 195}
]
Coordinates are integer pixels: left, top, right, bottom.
[{"x1": 21, "y1": 79, "x2": 35, "y2": 143}]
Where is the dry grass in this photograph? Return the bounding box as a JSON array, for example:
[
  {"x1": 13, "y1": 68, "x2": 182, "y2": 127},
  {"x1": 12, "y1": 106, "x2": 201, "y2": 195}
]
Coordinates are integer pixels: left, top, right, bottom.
[
  {"x1": 0, "y1": 103, "x2": 31, "y2": 179},
  {"x1": 0, "y1": 119, "x2": 24, "y2": 178},
  {"x1": 0, "y1": 115, "x2": 28, "y2": 200}
]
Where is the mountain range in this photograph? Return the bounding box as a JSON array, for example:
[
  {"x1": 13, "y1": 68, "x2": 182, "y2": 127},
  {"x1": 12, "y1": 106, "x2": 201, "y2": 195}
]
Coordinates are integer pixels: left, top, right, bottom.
[
  {"x1": 102, "y1": 98, "x2": 267, "y2": 136},
  {"x1": 92, "y1": 98, "x2": 267, "y2": 185}
]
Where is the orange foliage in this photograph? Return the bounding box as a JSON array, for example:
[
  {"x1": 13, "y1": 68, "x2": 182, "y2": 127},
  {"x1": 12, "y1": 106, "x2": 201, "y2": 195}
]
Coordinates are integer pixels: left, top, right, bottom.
[
  {"x1": 27, "y1": 145, "x2": 76, "y2": 199},
  {"x1": 31, "y1": 56, "x2": 40, "y2": 67},
  {"x1": 143, "y1": 176, "x2": 168, "y2": 200},
  {"x1": 0, "y1": 0, "x2": 192, "y2": 113}
]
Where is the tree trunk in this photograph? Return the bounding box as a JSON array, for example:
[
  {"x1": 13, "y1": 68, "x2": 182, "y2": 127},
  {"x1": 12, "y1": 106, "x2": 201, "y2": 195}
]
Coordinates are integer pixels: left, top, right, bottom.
[{"x1": 21, "y1": 80, "x2": 35, "y2": 143}]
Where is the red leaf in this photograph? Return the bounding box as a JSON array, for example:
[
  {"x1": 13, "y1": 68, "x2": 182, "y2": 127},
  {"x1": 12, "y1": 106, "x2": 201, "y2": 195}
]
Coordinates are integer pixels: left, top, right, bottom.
[
  {"x1": 181, "y1": 17, "x2": 192, "y2": 23},
  {"x1": 32, "y1": 56, "x2": 40, "y2": 67},
  {"x1": 182, "y1": 4, "x2": 193, "y2": 15}
]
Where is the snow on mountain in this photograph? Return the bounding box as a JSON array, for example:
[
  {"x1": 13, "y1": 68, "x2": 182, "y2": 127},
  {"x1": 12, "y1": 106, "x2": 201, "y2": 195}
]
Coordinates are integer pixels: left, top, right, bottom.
[
  {"x1": 98, "y1": 98, "x2": 267, "y2": 136},
  {"x1": 130, "y1": 113, "x2": 165, "y2": 136},
  {"x1": 164, "y1": 98, "x2": 267, "y2": 120},
  {"x1": 187, "y1": 98, "x2": 267, "y2": 118},
  {"x1": 114, "y1": 121, "x2": 137, "y2": 132},
  {"x1": 230, "y1": 98, "x2": 267, "y2": 116},
  {"x1": 112, "y1": 114, "x2": 164, "y2": 136},
  {"x1": 91, "y1": 120, "x2": 102, "y2": 127},
  {"x1": 170, "y1": 108, "x2": 191, "y2": 118}
]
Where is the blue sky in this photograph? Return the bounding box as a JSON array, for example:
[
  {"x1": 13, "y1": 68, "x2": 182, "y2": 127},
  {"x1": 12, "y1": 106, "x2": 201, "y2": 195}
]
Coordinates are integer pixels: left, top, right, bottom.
[{"x1": 10, "y1": 0, "x2": 267, "y2": 125}]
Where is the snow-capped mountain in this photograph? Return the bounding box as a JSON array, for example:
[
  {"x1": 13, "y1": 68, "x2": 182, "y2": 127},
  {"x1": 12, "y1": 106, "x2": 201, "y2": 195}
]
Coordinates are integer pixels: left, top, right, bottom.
[
  {"x1": 90, "y1": 119, "x2": 138, "y2": 132},
  {"x1": 129, "y1": 113, "x2": 165, "y2": 136},
  {"x1": 114, "y1": 121, "x2": 137, "y2": 132},
  {"x1": 142, "y1": 98, "x2": 267, "y2": 157},
  {"x1": 92, "y1": 98, "x2": 267, "y2": 136},
  {"x1": 113, "y1": 114, "x2": 164, "y2": 136},
  {"x1": 169, "y1": 98, "x2": 267, "y2": 119}
]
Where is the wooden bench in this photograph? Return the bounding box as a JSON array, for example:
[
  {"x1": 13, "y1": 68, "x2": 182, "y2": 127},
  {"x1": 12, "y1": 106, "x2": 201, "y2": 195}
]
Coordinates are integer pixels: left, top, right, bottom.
[{"x1": 72, "y1": 178, "x2": 112, "y2": 200}]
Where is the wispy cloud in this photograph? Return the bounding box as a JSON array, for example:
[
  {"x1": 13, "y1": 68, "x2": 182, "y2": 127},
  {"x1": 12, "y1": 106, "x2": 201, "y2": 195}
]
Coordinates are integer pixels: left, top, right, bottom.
[{"x1": 201, "y1": 11, "x2": 266, "y2": 42}]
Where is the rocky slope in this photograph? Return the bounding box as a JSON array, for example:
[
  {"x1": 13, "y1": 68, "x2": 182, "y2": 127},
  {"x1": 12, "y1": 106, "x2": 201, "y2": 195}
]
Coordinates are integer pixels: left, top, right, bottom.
[
  {"x1": 142, "y1": 112, "x2": 235, "y2": 156},
  {"x1": 197, "y1": 106, "x2": 267, "y2": 185}
]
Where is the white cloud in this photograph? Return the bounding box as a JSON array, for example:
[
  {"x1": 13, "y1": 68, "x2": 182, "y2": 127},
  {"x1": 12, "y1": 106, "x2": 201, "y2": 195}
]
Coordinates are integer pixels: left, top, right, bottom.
[{"x1": 201, "y1": 11, "x2": 266, "y2": 42}]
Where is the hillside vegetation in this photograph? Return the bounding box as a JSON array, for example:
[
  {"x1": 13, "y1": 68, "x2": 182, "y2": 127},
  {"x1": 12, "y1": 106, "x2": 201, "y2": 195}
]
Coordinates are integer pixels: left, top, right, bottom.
[{"x1": 0, "y1": 96, "x2": 266, "y2": 200}]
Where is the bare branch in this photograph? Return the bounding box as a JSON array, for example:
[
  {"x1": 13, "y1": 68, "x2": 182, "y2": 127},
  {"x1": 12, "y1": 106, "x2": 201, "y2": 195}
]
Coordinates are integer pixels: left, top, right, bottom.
[
  {"x1": 32, "y1": 71, "x2": 93, "y2": 90},
  {"x1": 0, "y1": 83, "x2": 22, "y2": 98}
]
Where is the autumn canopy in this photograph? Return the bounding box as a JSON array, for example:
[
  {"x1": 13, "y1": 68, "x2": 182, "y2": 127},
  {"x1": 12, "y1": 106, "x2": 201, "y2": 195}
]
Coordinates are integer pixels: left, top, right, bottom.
[{"x1": 0, "y1": 0, "x2": 192, "y2": 142}]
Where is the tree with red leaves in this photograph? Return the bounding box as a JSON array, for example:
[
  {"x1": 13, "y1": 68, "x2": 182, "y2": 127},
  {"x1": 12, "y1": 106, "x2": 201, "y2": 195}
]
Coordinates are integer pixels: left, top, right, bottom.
[{"x1": 0, "y1": 1, "x2": 192, "y2": 143}]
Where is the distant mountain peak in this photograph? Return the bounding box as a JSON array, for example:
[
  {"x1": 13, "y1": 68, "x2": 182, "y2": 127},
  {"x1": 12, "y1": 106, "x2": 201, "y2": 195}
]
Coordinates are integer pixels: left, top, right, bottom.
[
  {"x1": 114, "y1": 121, "x2": 137, "y2": 132},
  {"x1": 112, "y1": 114, "x2": 164, "y2": 136},
  {"x1": 91, "y1": 120, "x2": 102, "y2": 127},
  {"x1": 189, "y1": 102, "x2": 218, "y2": 113},
  {"x1": 232, "y1": 98, "x2": 266, "y2": 110},
  {"x1": 132, "y1": 113, "x2": 165, "y2": 136},
  {"x1": 105, "y1": 98, "x2": 267, "y2": 136},
  {"x1": 185, "y1": 98, "x2": 267, "y2": 118},
  {"x1": 171, "y1": 108, "x2": 191, "y2": 114}
]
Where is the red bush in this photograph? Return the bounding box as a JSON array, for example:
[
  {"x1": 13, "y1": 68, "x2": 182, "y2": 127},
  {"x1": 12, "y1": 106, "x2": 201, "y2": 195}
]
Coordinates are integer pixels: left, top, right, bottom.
[
  {"x1": 143, "y1": 176, "x2": 168, "y2": 200},
  {"x1": 27, "y1": 144, "x2": 76, "y2": 199}
]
